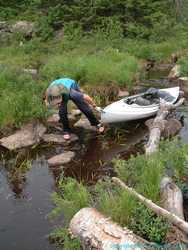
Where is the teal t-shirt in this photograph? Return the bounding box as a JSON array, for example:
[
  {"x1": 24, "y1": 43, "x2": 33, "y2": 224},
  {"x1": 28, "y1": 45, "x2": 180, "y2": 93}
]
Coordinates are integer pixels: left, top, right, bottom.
[{"x1": 49, "y1": 78, "x2": 77, "y2": 90}]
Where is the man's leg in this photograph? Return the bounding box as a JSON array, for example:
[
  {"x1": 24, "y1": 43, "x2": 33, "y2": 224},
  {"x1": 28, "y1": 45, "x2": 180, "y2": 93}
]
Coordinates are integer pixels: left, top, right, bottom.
[
  {"x1": 59, "y1": 102, "x2": 71, "y2": 133},
  {"x1": 70, "y1": 89, "x2": 99, "y2": 126}
]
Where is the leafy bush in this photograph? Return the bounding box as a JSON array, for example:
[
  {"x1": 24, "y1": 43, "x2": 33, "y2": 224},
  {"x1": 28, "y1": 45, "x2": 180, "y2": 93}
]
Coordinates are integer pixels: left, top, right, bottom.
[{"x1": 130, "y1": 204, "x2": 169, "y2": 243}]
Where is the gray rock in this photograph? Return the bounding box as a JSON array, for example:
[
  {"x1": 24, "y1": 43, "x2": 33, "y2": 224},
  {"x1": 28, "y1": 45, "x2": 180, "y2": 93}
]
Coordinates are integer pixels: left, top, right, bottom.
[
  {"x1": 42, "y1": 133, "x2": 78, "y2": 144},
  {"x1": 168, "y1": 65, "x2": 180, "y2": 80},
  {"x1": 11, "y1": 21, "x2": 35, "y2": 38},
  {"x1": 118, "y1": 90, "x2": 129, "y2": 98},
  {"x1": 0, "y1": 121, "x2": 46, "y2": 150},
  {"x1": 162, "y1": 118, "x2": 182, "y2": 138},
  {"x1": 48, "y1": 151, "x2": 75, "y2": 166},
  {"x1": 74, "y1": 117, "x2": 96, "y2": 131}
]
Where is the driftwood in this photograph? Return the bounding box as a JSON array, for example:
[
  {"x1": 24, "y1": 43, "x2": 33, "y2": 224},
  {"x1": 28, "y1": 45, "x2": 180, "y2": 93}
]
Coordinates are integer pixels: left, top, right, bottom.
[
  {"x1": 112, "y1": 177, "x2": 188, "y2": 235},
  {"x1": 145, "y1": 98, "x2": 184, "y2": 155},
  {"x1": 160, "y1": 177, "x2": 188, "y2": 243},
  {"x1": 70, "y1": 207, "x2": 152, "y2": 250}
]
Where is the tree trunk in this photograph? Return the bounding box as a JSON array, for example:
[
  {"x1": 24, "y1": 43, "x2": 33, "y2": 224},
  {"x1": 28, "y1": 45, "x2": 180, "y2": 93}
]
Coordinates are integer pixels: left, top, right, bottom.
[
  {"x1": 160, "y1": 177, "x2": 188, "y2": 243},
  {"x1": 145, "y1": 98, "x2": 184, "y2": 155},
  {"x1": 69, "y1": 207, "x2": 150, "y2": 250}
]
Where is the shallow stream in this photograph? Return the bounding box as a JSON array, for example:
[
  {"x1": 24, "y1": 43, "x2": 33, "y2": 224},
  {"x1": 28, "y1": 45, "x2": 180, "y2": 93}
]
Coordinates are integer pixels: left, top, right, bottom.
[{"x1": 0, "y1": 66, "x2": 188, "y2": 250}]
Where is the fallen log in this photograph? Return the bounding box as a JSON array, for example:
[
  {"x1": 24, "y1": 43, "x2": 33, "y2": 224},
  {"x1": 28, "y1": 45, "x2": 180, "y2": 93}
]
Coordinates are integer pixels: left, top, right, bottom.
[
  {"x1": 160, "y1": 177, "x2": 188, "y2": 243},
  {"x1": 70, "y1": 207, "x2": 152, "y2": 250},
  {"x1": 145, "y1": 98, "x2": 184, "y2": 155},
  {"x1": 112, "y1": 177, "x2": 188, "y2": 235}
]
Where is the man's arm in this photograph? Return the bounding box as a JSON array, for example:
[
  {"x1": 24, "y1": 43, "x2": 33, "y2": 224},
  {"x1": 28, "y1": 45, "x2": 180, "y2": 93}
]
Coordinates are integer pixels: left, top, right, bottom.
[{"x1": 83, "y1": 94, "x2": 97, "y2": 108}]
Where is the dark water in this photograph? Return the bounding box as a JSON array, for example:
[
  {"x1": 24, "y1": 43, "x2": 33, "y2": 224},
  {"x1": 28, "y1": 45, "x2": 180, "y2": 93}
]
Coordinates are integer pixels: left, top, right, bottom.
[
  {"x1": 0, "y1": 121, "x2": 148, "y2": 250},
  {"x1": 0, "y1": 160, "x2": 57, "y2": 250},
  {"x1": 0, "y1": 65, "x2": 188, "y2": 250}
]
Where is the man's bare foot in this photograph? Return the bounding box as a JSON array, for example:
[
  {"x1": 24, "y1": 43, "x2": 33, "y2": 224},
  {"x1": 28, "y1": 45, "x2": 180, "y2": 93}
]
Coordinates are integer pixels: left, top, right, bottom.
[{"x1": 63, "y1": 133, "x2": 71, "y2": 140}]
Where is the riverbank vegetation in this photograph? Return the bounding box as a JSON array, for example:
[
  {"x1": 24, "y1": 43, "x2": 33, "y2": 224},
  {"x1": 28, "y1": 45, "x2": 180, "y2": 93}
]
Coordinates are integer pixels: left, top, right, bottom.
[
  {"x1": 49, "y1": 140, "x2": 188, "y2": 249},
  {"x1": 0, "y1": 1, "x2": 188, "y2": 129},
  {"x1": 0, "y1": 1, "x2": 188, "y2": 249}
]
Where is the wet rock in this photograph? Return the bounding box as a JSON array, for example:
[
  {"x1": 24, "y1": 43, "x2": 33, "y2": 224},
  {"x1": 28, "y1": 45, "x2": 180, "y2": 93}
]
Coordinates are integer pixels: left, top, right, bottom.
[
  {"x1": 168, "y1": 65, "x2": 180, "y2": 80},
  {"x1": 0, "y1": 121, "x2": 46, "y2": 150},
  {"x1": 162, "y1": 118, "x2": 182, "y2": 138},
  {"x1": 71, "y1": 109, "x2": 82, "y2": 117},
  {"x1": 145, "y1": 118, "x2": 182, "y2": 138},
  {"x1": 118, "y1": 90, "x2": 129, "y2": 98},
  {"x1": 42, "y1": 133, "x2": 78, "y2": 144},
  {"x1": 74, "y1": 117, "x2": 96, "y2": 131},
  {"x1": 48, "y1": 151, "x2": 75, "y2": 166}
]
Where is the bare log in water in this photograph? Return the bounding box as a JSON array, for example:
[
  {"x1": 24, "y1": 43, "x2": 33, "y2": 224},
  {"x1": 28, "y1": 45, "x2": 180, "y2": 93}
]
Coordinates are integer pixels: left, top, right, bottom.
[
  {"x1": 160, "y1": 177, "x2": 188, "y2": 243},
  {"x1": 112, "y1": 177, "x2": 188, "y2": 235},
  {"x1": 145, "y1": 98, "x2": 184, "y2": 155},
  {"x1": 69, "y1": 207, "x2": 151, "y2": 250}
]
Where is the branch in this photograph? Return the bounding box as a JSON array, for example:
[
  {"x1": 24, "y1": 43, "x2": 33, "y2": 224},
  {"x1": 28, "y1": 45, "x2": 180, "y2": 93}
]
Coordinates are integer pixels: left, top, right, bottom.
[{"x1": 112, "y1": 177, "x2": 188, "y2": 235}]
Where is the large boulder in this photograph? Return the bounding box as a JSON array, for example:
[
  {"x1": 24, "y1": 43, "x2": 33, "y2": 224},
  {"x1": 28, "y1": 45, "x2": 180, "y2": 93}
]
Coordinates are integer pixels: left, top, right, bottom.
[
  {"x1": 11, "y1": 21, "x2": 35, "y2": 38},
  {"x1": 48, "y1": 151, "x2": 75, "y2": 167},
  {"x1": 0, "y1": 121, "x2": 46, "y2": 150},
  {"x1": 74, "y1": 117, "x2": 96, "y2": 131}
]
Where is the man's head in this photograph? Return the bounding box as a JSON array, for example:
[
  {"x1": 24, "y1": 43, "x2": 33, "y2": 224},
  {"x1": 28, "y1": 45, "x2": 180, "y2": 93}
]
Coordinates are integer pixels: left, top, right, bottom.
[{"x1": 46, "y1": 85, "x2": 64, "y2": 107}]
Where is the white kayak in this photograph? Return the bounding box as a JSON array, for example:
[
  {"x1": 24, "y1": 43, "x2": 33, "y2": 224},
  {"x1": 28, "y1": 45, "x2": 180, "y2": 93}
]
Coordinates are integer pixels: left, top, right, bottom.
[{"x1": 101, "y1": 86, "x2": 180, "y2": 124}]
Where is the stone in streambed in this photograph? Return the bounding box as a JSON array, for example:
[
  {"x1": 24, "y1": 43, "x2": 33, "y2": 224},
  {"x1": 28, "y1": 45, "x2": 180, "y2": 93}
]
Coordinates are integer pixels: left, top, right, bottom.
[
  {"x1": 48, "y1": 151, "x2": 75, "y2": 166},
  {"x1": 162, "y1": 118, "x2": 182, "y2": 138},
  {"x1": 0, "y1": 121, "x2": 46, "y2": 150},
  {"x1": 145, "y1": 118, "x2": 182, "y2": 138},
  {"x1": 42, "y1": 133, "x2": 78, "y2": 144},
  {"x1": 74, "y1": 117, "x2": 96, "y2": 131}
]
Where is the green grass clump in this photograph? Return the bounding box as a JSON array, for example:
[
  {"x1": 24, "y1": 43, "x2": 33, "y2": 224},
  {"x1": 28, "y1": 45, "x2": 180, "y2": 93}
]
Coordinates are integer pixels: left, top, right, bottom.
[
  {"x1": 130, "y1": 204, "x2": 169, "y2": 243},
  {"x1": 40, "y1": 47, "x2": 139, "y2": 88},
  {"x1": 0, "y1": 67, "x2": 46, "y2": 128},
  {"x1": 50, "y1": 140, "x2": 188, "y2": 247},
  {"x1": 49, "y1": 177, "x2": 92, "y2": 226},
  {"x1": 49, "y1": 228, "x2": 81, "y2": 250}
]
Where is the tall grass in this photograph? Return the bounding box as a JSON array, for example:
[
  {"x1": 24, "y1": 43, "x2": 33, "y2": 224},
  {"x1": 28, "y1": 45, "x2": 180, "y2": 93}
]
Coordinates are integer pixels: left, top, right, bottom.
[
  {"x1": 40, "y1": 47, "x2": 139, "y2": 89},
  {"x1": 1, "y1": 29, "x2": 188, "y2": 129},
  {"x1": 178, "y1": 54, "x2": 188, "y2": 76},
  {"x1": 0, "y1": 67, "x2": 46, "y2": 128},
  {"x1": 50, "y1": 140, "x2": 188, "y2": 246}
]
